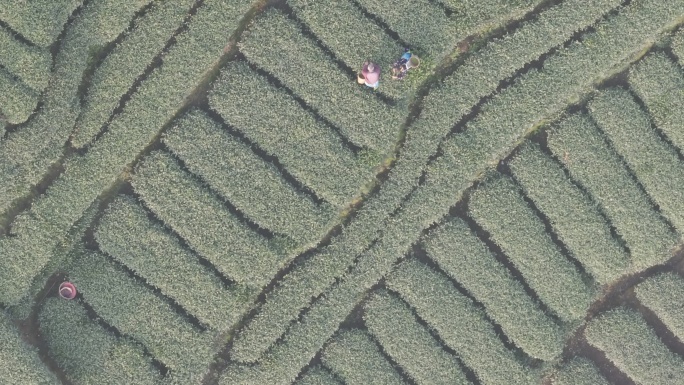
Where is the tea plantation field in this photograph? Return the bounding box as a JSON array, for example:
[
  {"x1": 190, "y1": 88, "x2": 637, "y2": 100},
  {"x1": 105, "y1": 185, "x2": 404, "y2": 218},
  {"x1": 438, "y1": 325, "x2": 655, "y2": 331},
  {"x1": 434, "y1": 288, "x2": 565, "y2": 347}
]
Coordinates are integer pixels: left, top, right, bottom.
[{"x1": 2, "y1": 0, "x2": 684, "y2": 384}]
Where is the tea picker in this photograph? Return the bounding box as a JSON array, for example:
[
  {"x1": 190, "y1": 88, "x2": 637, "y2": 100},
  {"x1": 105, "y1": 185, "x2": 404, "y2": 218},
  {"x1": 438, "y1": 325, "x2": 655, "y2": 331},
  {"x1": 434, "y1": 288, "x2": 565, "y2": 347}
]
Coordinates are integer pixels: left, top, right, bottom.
[
  {"x1": 358, "y1": 61, "x2": 381, "y2": 89},
  {"x1": 392, "y1": 48, "x2": 420, "y2": 80}
]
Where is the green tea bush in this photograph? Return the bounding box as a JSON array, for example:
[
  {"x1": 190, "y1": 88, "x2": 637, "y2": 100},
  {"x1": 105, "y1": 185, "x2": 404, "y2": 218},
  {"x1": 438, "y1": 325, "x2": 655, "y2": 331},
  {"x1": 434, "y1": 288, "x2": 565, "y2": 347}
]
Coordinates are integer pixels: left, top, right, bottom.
[
  {"x1": 226, "y1": 0, "x2": 634, "y2": 360},
  {"x1": 585, "y1": 307, "x2": 684, "y2": 385},
  {"x1": 629, "y1": 52, "x2": 684, "y2": 154},
  {"x1": 387, "y1": 259, "x2": 536, "y2": 385},
  {"x1": 589, "y1": 87, "x2": 684, "y2": 233},
  {"x1": 0, "y1": 312, "x2": 59, "y2": 384},
  {"x1": 0, "y1": 26, "x2": 51, "y2": 91},
  {"x1": 0, "y1": 67, "x2": 39, "y2": 124},
  {"x1": 238, "y1": 10, "x2": 401, "y2": 151},
  {"x1": 0, "y1": 0, "x2": 254, "y2": 305},
  {"x1": 425, "y1": 218, "x2": 565, "y2": 361},
  {"x1": 0, "y1": 0, "x2": 153, "y2": 215},
  {"x1": 364, "y1": 290, "x2": 469, "y2": 385},
  {"x1": 354, "y1": 0, "x2": 454, "y2": 55},
  {"x1": 635, "y1": 272, "x2": 684, "y2": 342},
  {"x1": 286, "y1": 0, "x2": 406, "y2": 100},
  {"x1": 0, "y1": 0, "x2": 83, "y2": 47},
  {"x1": 548, "y1": 114, "x2": 678, "y2": 270},
  {"x1": 209, "y1": 62, "x2": 372, "y2": 206},
  {"x1": 133, "y1": 150, "x2": 282, "y2": 287},
  {"x1": 71, "y1": 0, "x2": 195, "y2": 149},
  {"x1": 509, "y1": 142, "x2": 629, "y2": 284},
  {"x1": 163, "y1": 109, "x2": 337, "y2": 245},
  {"x1": 552, "y1": 358, "x2": 610, "y2": 385},
  {"x1": 96, "y1": 196, "x2": 254, "y2": 331},
  {"x1": 321, "y1": 329, "x2": 405, "y2": 385},
  {"x1": 296, "y1": 366, "x2": 341, "y2": 385},
  {"x1": 469, "y1": 173, "x2": 594, "y2": 321},
  {"x1": 70, "y1": 251, "x2": 215, "y2": 375},
  {"x1": 672, "y1": 30, "x2": 684, "y2": 61},
  {"x1": 39, "y1": 297, "x2": 162, "y2": 385}
]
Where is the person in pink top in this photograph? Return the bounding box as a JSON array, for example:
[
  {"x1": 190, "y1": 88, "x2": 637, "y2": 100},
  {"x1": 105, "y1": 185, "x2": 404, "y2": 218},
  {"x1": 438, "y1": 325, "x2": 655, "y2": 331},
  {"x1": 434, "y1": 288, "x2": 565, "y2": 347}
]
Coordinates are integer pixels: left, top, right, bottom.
[{"x1": 361, "y1": 61, "x2": 380, "y2": 89}]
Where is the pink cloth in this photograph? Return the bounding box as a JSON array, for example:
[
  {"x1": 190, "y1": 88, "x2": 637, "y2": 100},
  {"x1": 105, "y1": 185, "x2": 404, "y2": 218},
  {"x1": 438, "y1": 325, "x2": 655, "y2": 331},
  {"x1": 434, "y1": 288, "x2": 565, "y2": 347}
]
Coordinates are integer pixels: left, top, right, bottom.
[{"x1": 362, "y1": 63, "x2": 380, "y2": 84}]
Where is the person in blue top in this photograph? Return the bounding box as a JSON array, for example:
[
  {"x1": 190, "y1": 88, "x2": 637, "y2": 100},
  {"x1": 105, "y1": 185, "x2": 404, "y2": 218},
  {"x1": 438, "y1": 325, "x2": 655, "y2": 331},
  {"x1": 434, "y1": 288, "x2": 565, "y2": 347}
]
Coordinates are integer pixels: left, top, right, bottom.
[{"x1": 392, "y1": 48, "x2": 412, "y2": 80}]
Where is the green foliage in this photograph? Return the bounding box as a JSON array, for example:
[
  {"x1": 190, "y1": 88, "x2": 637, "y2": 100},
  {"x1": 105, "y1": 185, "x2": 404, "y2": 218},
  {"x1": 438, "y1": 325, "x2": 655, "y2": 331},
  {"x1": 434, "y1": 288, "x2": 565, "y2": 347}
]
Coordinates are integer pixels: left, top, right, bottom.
[
  {"x1": 509, "y1": 142, "x2": 630, "y2": 284},
  {"x1": 635, "y1": 272, "x2": 684, "y2": 342},
  {"x1": 552, "y1": 358, "x2": 610, "y2": 385},
  {"x1": 547, "y1": 113, "x2": 678, "y2": 271},
  {"x1": 0, "y1": 0, "x2": 154, "y2": 216},
  {"x1": 387, "y1": 259, "x2": 536, "y2": 385},
  {"x1": 70, "y1": 251, "x2": 215, "y2": 376},
  {"x1": 322, "y1": 329, "x2": 406, "y2": 385},
  {"x1": 0, "y1": 26, "x2": 51, "y2": 91},
  {"x1": 584, "y1": 307, "x2": 684, "y2": 385},
  {"x1": 287, "y1": 0, "x2": 408, "y2": 100},
  {"x1": 364, "y1": 290, "x2": 470, "y2": 385},
  {"x1": 163, "y1": 109, "x2": 337, "y2": 245},
  {"x1": 469, "y1": 173, "x2": 594, "y2": 321},
  {"x1": 39, "y1": 297, "x2": 162, "y2": 385},
  {"x1": 71, "y1": 0, "x2": 195, "y2": 148},
  {"x1": 295, "y1": 366, "x2": 341, "y2": 385},
  {"x1": 95, "y1": 196, "x2": 255, "y2": 331},
  {"x1": 209, "y1": 61, "x2": 372, "y2": 206},
  {"x1": 0, "y1": 0, "x2": 83, "y2": 47},
  {"x1": 0, "y1": 67, "x2": 39, "y2": 124},
  {"x1": 0, "y1": 312, "x2": 59, "y2": 384},
  {"x1": 227, "y1": 0, "x2": 638, "y2": 364},
  {"x1": 425, "y1": 218, "x2": 565, "y2": 361},
  {"x1": 589, "y1": 87, "x2": 684, "y2": 233},
  {"x1": 629, "y1": 51, "x2": 684, "y2": 154},
  {"x1": 238, "y1": 10, "x2": 401, "y2": 151},
  {"x1": 0, "y1": 0, "x2": 254, "y2": 305},
  {"x1": 672, "y1": 30, "x2": 684, "y2": 62},
  {"x1": 133, "y1": 150, "x2": 283, "y2": 287}
]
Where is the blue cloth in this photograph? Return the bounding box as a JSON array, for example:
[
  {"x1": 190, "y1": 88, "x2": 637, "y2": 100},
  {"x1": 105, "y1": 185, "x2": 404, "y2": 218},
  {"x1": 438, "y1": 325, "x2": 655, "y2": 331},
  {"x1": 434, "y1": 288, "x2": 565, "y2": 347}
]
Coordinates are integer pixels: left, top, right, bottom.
[
  {"x1": 401, "y1": 52, "x2": 412, "y2": 61},
  {"x1": 365, "y1": 80, "x2": 379, "y2": 89}
]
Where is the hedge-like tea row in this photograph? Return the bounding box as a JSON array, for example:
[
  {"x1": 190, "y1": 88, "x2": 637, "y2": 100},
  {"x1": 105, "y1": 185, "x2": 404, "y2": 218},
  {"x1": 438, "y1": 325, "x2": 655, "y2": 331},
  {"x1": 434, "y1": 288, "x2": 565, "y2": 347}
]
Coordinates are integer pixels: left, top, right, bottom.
[
  {"x1": 133, "y1": 150, "x2": 282, "y2": 287},
  {"x1": 0, "y1": 67, "x2": 39, "y2": 124},
  {"x1": 39, "y1": 298, "x2": 161, "y2": 385},
  {"x1": 322, "y1": 329, "x2": 405, "y2": 385},
  {"x1": 163, "y1": 109, "x2": 336, "y2": 245},
  {"x1": 590, "y1": 87, "x2": 684, "y2": 233},
  {"x1": 0, "y1": 0, "x2": 153, "y2": 216},
  {"x1": 509, "y1": 143, "x2": 629, "y2": 284},
  {"x1": 584, "y1": 307, "x2": 684, "y2": 384},
  {"x1": 354, "y1": 0, "x2": 455, "y2": 56},
  {"x1": 222, "y1": 0, "x2": 681, "y2": 367},
  {"x1": 210, "y1": 62, "x2": 372, "y2": 206},
  {"x1": 387, "y1": 259, "x2": 536, "y2": 385},
  {"x1": 425, "y1": 218, "x2": 565, "y2": 361},
  {"x1": 635, "y1": 272, "x2": 684, "y2": 342},
  {"x1": 0, "y1": 0, "x2": 255, "y2": 305},
  {"x1": 70, "y1": 251, "x2": 215, "y2": 375},
  {"x1": 0, "y1": 26, "x2": 51, "y2": 91},
  {"x1": 0, "y1": 0, "x2": 83, "y2": 47},
  {"x1": 0, "y1": 312, "x2": 59, "y2": 384},
  {"x1": 364, "y1": 291, "x2": 469, "y2": 385},
  {"x1": 469, "y1": 173, "x2": 594, "y2": 321},
  {"x1": 238, "y1": 10, "x2": 401, "y2": 151},
  {"x1": 96, "y1": 196, "x2": 254, "y2": 331},
  {"x1": 629, "y1": 52, "x2": 684, "y2": 155},
  {"x1": 286, "y1": 0, "x2": 406, "y2": 100},
  {"x1": 296, "y1": 366, "x2": 341, "y2": 385},
  {"x1": 228, "y1": 0, "x2": 621, "y2": 355},
  {"x1": 552, "y1": 358, "x2": 610, "y2": 385},
  {"x1": 672, "y1": 30, "x2": 684, "y2": 62},
  {"x1": 548, "y1": 114, "x2": 678, "y2": 271},
  {"x1": 71, "y1": 0, "x2": 195, "y2": 149}
]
